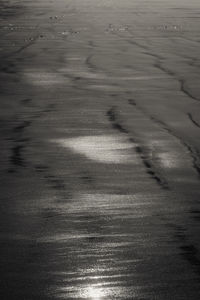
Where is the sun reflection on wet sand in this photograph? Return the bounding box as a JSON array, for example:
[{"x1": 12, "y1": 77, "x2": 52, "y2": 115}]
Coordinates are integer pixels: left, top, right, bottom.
[
  {"x1": 84, "y1": 286, "x2": 104, "y2": 299},
  {"x1": 58, "y1": 283, "x2": 140, "y2": 299},
  {"x1": 52, "y1": 135, "x2": 134, "y2": 164}
]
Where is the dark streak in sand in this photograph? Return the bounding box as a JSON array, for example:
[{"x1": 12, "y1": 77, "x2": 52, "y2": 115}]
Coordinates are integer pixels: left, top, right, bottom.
[
  {"x1": 126, "y1": 38, "x2": 149, "y2": 52},
  {"x1": 154, "y1": 60, "x2": 175, "y2": 76},
  {"x1": 1, "y1": 35, "x2": 39, "y2": 60},
  {"x1": 114, "y1": 29, "x2": 164, "y2": 60},
  {"x1": 9, "y1": 144, "x2": 25, "y2": 169},
  {"x1": 13, "y1": 121, "x2": 31, "y2": 132},
  {"x1": 180, "y1": 79, "x2": 200, "y2": 102},
  {"x1": 107, "y1": 106, "x2": 169, "y2": 189},
  {"x1": 85, "y1": 54, "x2": 96, "y2": 72},
  {"x1": 0, "y1": 1, "x2": 22, "y2": 18},
  {"x1": 107, "y1": 107, "x2": 129, "y2": 134},
  {"x1": 21, "y1": 98, "x2": 32, "y2": 106},
  {"x1": 188, "y1": 112, "x2": 200, "y2": 128},
  {"x1": 180, "y1": 245, "x2": 200, "y2": 274},
  {"x1": 135, "y1": 145, "x2": 169, "y2": 189},
  {"x1": 142, "y1": 51, "x2": 163, "y2": 60},
  {"x1": 190, "y1": 210, "x2": 200, "y2": 221},
  {"x1": 128, "y1": 99, "x2": 200, "y2": 178},
  {"x1": 165, "y1": 223, "x2": 200, "y2": 276},
  {"x1": 8, "y1": 118, "x2": 32, "y2": 172},
  {"x1": 35, "y1": 164, "x2": 70, "y2": 198},
  {"x1": 118, "y1": 31, "x2": 200, "y2": 103},
  {"x1": 80, "y1": 170, "x2": 94, "y2": 185},
  {"x1": 154, "y1": 60, "x2": 200, "y2": 102},
  {"x1": 0, "y1": 62, "x2": 17, "y2": 74},
  {"x1": 7, "y1": 95, "x2": 58, "y2": 173}
]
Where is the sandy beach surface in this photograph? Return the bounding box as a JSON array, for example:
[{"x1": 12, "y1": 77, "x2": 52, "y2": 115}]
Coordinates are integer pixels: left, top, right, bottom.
[{"x1": 0, "y1": 0, "x2": 200, "y2": 299}]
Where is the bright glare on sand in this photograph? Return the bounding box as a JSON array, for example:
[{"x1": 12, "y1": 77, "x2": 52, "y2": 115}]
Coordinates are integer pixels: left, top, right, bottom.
[{"x1": 54, "y1": 135, "x2": 133, "y2": 163}]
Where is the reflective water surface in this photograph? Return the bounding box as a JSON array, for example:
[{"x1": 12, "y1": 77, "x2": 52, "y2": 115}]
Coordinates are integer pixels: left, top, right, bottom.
[
  {"x1": 54, "y1": 135, "x2": 134, "y2": 164},
  {"x1": 0, "y1": 0, "x2": 200, "y2": 299}
]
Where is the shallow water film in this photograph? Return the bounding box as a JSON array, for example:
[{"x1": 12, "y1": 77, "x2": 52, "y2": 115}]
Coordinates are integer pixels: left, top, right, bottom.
[{"x1": 0, "y1": 0, "x2": 200, "y2": 299}]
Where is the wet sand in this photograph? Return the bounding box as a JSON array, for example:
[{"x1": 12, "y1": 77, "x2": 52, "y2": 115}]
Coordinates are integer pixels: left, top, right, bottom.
[{"x1": 0, "y1": 0, "x2": 200, "y2": 299}]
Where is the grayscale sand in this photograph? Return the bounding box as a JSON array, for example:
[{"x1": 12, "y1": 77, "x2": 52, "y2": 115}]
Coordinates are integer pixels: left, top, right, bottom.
[{"x1": 0, "y1": 0, "x2": 200, "y2": 299}]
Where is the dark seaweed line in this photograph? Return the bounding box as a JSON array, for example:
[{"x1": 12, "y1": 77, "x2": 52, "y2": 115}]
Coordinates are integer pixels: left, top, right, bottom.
[
  {"x1": 0, "y1": 61, "x2": 16, "y2": 74},
  {"x1": 107, "y1": 107, "x2": 129, "y2": 134},
  {"x1": 168, "y1": 223, "x2": 200, "y2": 276},
  {"x1": 88, "y1": 40, "x2": 96, "y2": 48},
  {"x1": 187, "y1": 57, "x2": 200, "y2": 70},
  {"x1": 135, "y1": 145, "x2": 169, "y2": 189},
  {"x1": 115, "y1": 30, "x2": 200, "y2": 103},
  {"x1": 107, "y1": 106, "x2": 169, "y2": 189},
  {"x1": 181, "y1": 36, "x2": 200, "y2": 46},
  {"x1": 113, "y1": 29, "x2": 164, "y2": 60},
  {"x1": 13, "y1": 120, "x2": 31, "y2": 132},
  {"x1": 7, "y1": 118, "x2": 32, "y2": 172},
  {"x1": 85, "y1": 54, "x2": 96, "y2": 71},
  {"x1": 188, "y1": 113, "x2": 200, "y2": 129},
  {"x1": 17, "y1": 103, "x2": 70, "y2": 196},
  {"x1": 150, "y1": 115, "x2": 200, "y2": 176},
  {"x1": 180, "y1": 244, "x2": 200, "y2": 275},
  {"x1": 0, "y1": 35, "x2": 39, "y2": 60},
  {"x1": 29, "y1": 103, "x2": 93, "y2": 195},
  {"x1": 35, "y1": 164, "x2": 69, "y2": 196},
  {"x1": 153, "y1": 60, "x2": 175, "y2": 76},
  {"x1": 180, "y1": 78, "x2": 199, "y2": 102},
  {"x1": 151, "y1": 55, "x2": 200, "y2": 103},
  {"x1": 8, "y1": 101, "x2": 57, "y2": 173},
  {"x1": 112, "y1": 31, "x2": 200, "y2": 105},
  {"x1": 154, "y1": 60, "x2": 200, "y2": 102},
  {"x1": 85, "y1": 53, "x2": 106, "y2": 75},
  {"x1": 8, "y1": 138, "x2": 30, "y2": 173},
  {"x1": 128, "y1": 99, "x2": 200, "y2": 177},
  {"x1": 9, "y1": 144, "x2": 25, "y2": 169}
]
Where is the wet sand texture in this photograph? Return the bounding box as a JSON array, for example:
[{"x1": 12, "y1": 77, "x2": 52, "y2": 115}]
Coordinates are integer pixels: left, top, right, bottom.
[{"x1": 0, "y1": 0, "x2": 200, "y2": 299}]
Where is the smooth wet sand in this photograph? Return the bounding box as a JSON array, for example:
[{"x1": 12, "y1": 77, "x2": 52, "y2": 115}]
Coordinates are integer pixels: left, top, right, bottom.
[{"x1": 0, "y1": 0, "x2": 200, "y2": 299}]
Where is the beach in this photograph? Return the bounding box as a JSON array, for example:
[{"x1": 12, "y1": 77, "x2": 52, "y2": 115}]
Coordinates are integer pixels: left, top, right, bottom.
[{"x1": 0, "y1": 0, "x2": 200, "y2": 299}]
